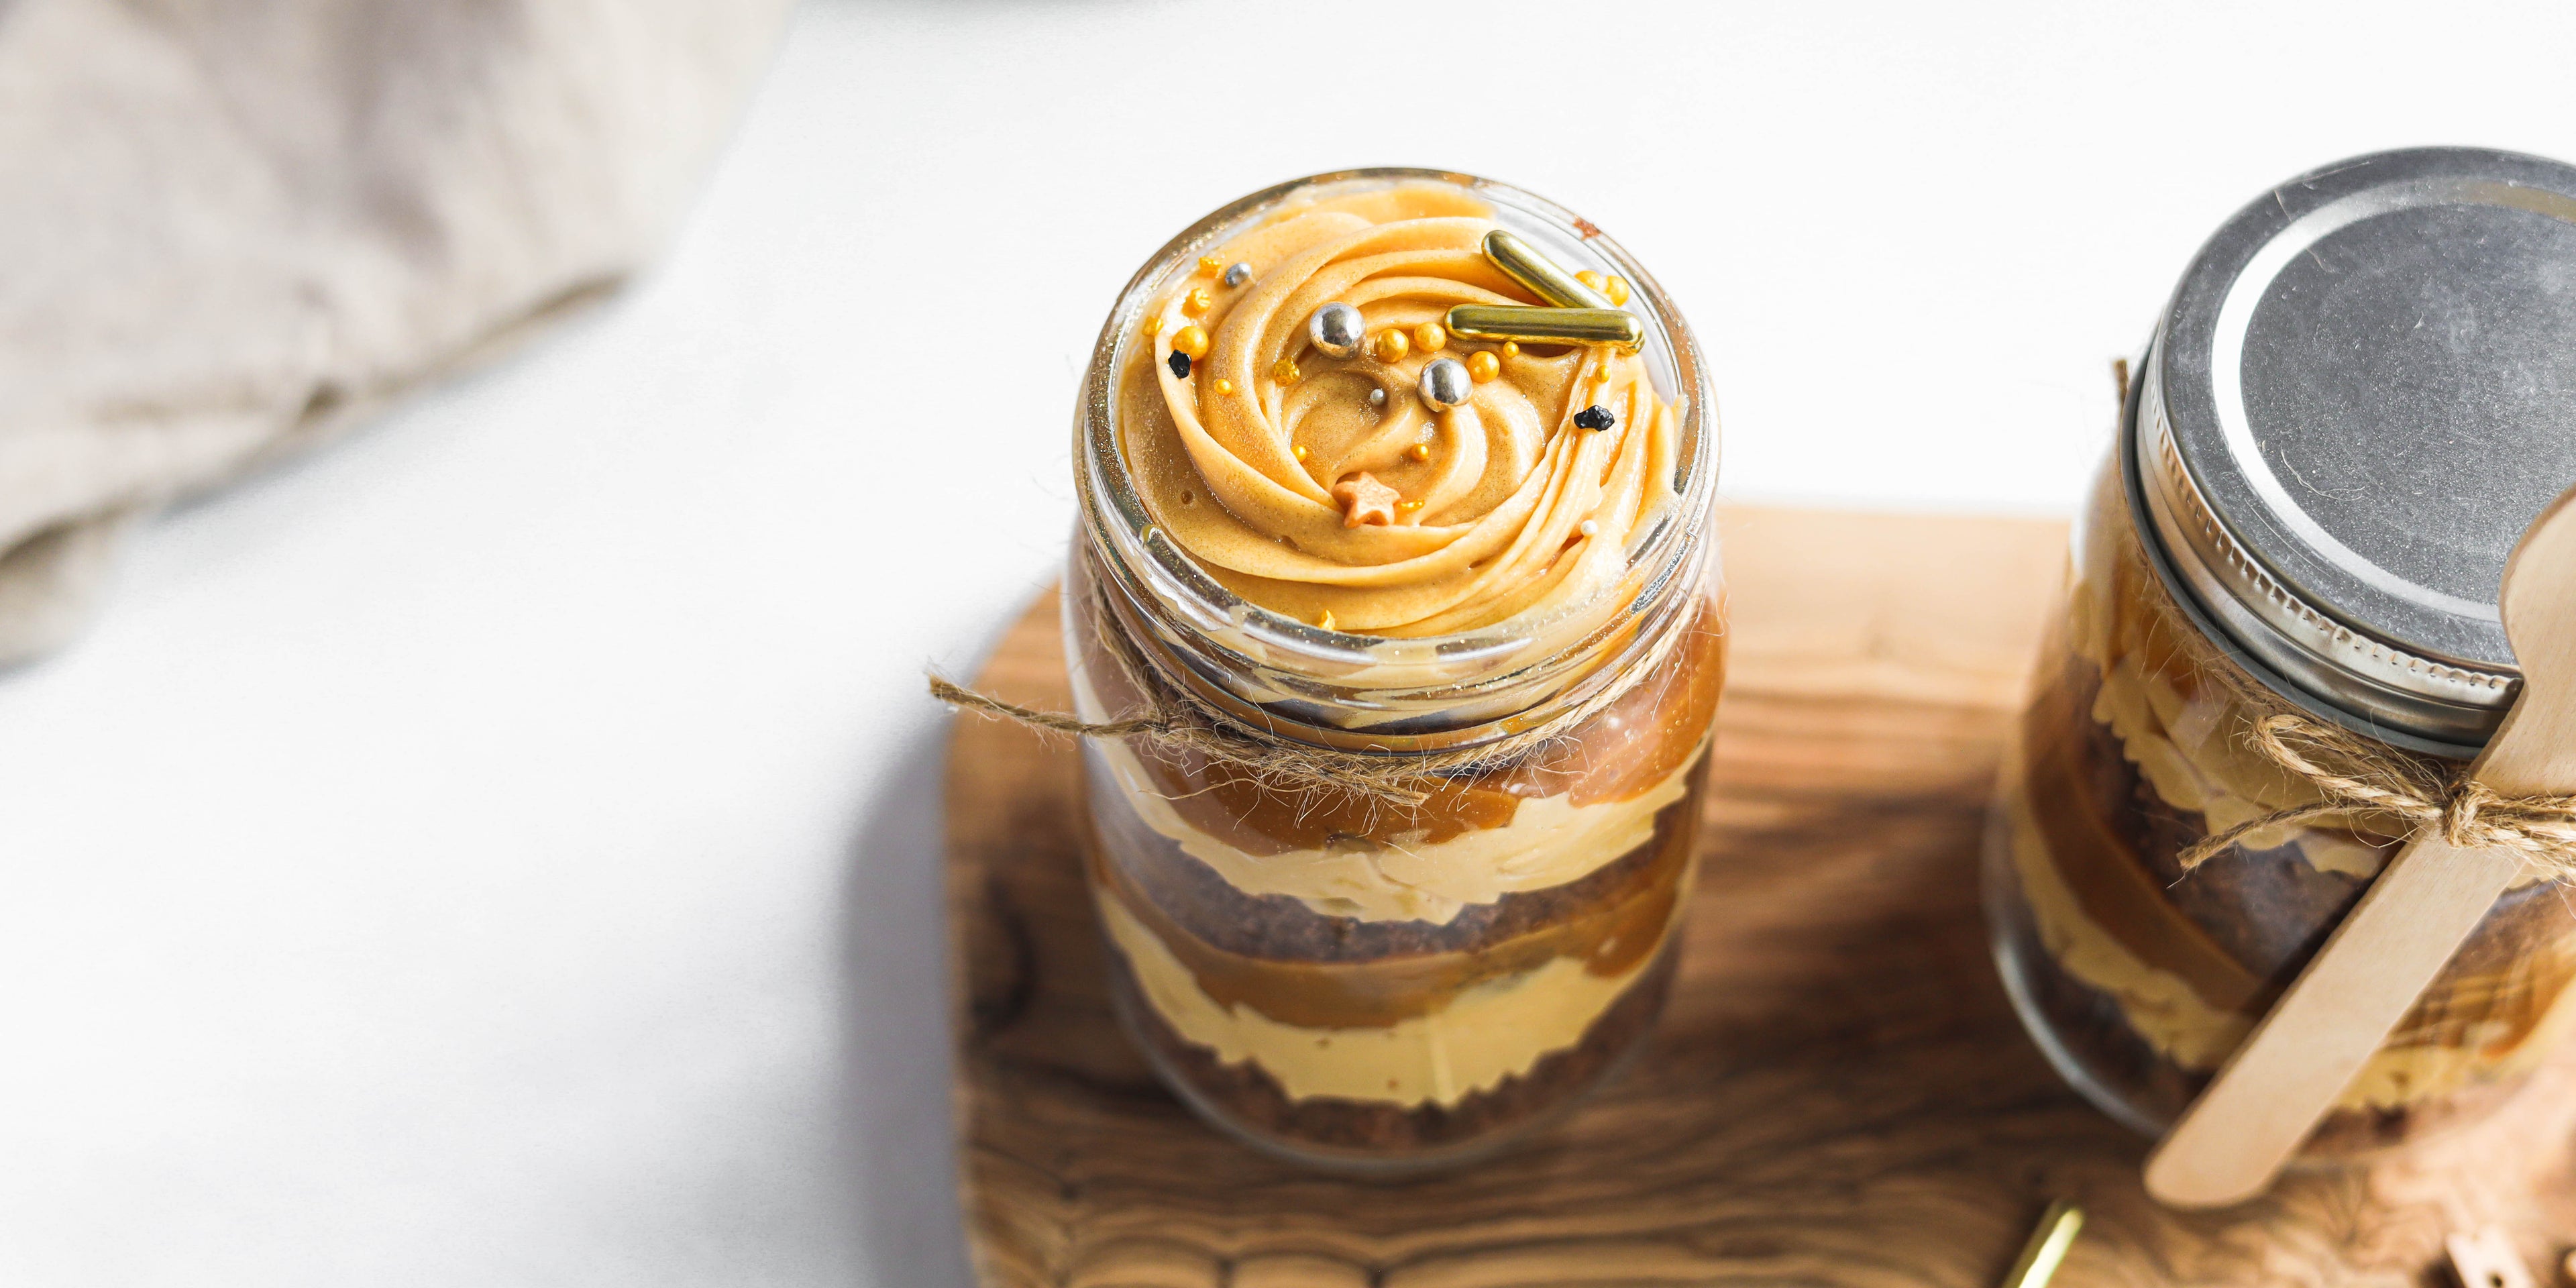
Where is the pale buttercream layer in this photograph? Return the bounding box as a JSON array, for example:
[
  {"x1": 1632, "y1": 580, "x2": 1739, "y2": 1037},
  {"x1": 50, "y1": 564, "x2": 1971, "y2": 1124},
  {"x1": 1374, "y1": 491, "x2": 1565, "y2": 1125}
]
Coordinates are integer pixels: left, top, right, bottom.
[
  {"x1": 1073, "y1": 661, "x2": 1706, "y2": 923},
  {"x1": 1100, "y1": 886, "x2": 1668, "y2": 1108},
  {"x1": 1120, "y1": 183, "x2": 1677, "y2": 635}
]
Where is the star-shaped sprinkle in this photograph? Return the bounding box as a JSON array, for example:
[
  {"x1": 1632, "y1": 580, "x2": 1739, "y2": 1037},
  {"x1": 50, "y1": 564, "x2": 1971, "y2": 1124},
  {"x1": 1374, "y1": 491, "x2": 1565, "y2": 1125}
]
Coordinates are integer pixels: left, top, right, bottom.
[{"x1": 1331, "y1": 472, "x2": 1402, "y2": 529}]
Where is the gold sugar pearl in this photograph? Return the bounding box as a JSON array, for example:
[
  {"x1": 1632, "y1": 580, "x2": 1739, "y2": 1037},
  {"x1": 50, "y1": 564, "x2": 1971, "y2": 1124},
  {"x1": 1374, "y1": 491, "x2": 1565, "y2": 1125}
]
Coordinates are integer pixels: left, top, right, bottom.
[
  {"x1": 1407, "y1": 443, "x2": 1432, "y2": 462},
  {"x1": 1272, "y1": 356, "x2": 1301, "y2": 384},
  {"x1": 1171, "y1": 325, "x2": 1210, "y2": 360},
  {"x1": 1293, "y1": 443, "x2": 1309, "y2": 462},
  {"x1": 1197, "y1": 256, "x2": 1224, "y2": 276},
  {"x1": 1501, "y1": 340, "x2": 1520, "y2": 358},
  {"x1": 1369, "y1": 328, "x2": 1410, "y2": 364},
  {"x1": 1211, "y1": 378, "x2": 1236, "y2": 396},
  {"x1": 1560, "y1": 266, "x2": 1631, "y2": 305},
  {"x1": 1412, "y1": 322, "x2": 1447, "y2": 352},
  {"x1": 1183, "y1": 286, "x2": 1214, "y2": 317},
  {"x1": 1466, "y1": 350, "x2": 1501, "y2": 382}
]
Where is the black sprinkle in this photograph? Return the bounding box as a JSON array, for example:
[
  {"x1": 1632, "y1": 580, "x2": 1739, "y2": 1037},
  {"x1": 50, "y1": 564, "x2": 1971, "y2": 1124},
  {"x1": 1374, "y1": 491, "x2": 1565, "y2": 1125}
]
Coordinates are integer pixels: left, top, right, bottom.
[
  {"x1": 1573, "y1": 405, "x2": 1615, "y2": 432},
  {"x1": 1168, "y1": 350, "x2": 1192, "y2": 379}
]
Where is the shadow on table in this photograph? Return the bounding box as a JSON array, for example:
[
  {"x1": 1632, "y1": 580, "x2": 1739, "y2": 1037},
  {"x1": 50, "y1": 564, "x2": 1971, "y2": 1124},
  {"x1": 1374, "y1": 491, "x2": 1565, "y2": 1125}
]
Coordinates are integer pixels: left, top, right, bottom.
[{"x1": 837, "y1": 718, "x2": 976, "y2": 1288}]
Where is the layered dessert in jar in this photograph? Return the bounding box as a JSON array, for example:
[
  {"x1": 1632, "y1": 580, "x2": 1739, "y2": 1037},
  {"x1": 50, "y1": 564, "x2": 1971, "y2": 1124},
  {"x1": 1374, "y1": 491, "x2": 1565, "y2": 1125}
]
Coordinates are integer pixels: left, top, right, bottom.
[
  {"x1": 1987, "y1": 146, "x2": 2576, "y2": 1161},
  {"x1": 1063, "y1": 172, "x2": 1721, "y2": 1168}
]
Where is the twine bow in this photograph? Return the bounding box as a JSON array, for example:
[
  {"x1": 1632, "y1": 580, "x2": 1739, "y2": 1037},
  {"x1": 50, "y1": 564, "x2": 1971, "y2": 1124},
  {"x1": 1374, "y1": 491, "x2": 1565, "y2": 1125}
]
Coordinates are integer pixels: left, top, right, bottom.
[{"x1": 2177, "y1": 711, "x2": 2576, "y2": 876}]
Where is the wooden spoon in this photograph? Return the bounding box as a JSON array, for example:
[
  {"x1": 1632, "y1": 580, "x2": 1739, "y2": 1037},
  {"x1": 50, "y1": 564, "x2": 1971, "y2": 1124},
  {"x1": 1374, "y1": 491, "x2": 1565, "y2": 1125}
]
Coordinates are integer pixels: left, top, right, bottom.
[{"x1": 2143, "y1": 483, "x2": 2576, "y2": 1209}]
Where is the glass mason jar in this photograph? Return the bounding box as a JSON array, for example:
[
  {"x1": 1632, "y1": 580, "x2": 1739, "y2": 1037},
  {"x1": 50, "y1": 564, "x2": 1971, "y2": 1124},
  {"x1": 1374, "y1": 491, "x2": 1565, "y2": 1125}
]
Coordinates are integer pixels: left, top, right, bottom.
[
  {"x1": 1988, "y1": 147, "x2": 2576, "y2": 1160},
  {"x1": 1062, "y1": 169, "x2": 1721, "y2": 1170}
]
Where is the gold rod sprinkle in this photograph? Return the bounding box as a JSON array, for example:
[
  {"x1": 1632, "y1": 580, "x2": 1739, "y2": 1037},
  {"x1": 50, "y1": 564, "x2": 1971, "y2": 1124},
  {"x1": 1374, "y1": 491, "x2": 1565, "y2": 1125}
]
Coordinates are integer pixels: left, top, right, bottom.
[
  {"x1": 1483, "y1": 229, "x2": 1615, "y2": 309},
  {"x1": 1997, "y1": 1199, "x2": 2084, "y2": 1288},
  {"x1": 1445, "y1": 305, "x2": 1644, "y2": 353}
]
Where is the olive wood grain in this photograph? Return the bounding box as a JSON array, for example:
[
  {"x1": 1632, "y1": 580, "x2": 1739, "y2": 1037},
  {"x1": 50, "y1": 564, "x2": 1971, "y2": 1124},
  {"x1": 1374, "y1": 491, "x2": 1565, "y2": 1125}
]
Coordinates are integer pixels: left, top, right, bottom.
[
  {"x1": 2146, "y1": 486, "x2": 2576, "y2": 1210},
  {"x1": 945, "y1": 504, "x2": 2576, "y2": 1288}
]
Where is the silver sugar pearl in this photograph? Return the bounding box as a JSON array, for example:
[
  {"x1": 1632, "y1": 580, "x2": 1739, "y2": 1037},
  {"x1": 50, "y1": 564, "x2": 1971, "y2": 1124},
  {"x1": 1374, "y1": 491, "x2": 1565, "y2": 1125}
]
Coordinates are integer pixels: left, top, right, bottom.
[
  {"x1": 1222, "y1": 261, "x2": 1252, "y2": 288},
  {"x1": 1418, "y1": 358, "x2": 1472, "y2": 411},
  {"x1": 1308, "y1": 302, "x2": 1364, "y2": 358},
  {"x1": 1368, "y1": 386, "x2": 1387, "y2": 408}
]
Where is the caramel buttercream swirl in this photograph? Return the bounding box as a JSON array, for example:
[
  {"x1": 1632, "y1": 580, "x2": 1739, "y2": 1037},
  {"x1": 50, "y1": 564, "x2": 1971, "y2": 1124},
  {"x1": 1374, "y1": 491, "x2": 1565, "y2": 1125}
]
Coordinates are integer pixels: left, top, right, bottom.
[{"x1": 1120, "y1": 185, "x2": 1678, "y2": 636}]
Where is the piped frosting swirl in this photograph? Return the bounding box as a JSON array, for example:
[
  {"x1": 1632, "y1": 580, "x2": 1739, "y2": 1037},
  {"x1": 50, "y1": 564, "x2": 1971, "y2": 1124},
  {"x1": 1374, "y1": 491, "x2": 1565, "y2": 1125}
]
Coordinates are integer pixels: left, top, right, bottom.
[{"x1": 1118, "y1": 184, "x2": 1677, "y2": 637}]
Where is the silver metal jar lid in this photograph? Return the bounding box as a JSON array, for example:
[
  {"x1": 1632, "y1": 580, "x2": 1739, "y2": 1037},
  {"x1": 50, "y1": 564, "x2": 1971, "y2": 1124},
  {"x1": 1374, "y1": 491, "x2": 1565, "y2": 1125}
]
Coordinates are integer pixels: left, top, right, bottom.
[{"x1": 2135, "y1": 146, "x2": 2576, "y2": 756}]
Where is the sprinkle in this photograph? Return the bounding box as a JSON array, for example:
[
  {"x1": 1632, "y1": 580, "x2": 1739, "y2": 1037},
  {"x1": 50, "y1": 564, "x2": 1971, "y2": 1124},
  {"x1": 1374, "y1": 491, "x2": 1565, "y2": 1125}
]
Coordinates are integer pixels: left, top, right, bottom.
[
  {"x1": 1318, "y1": 610, "x2": 1336, "y2": 631},
  {"x1": 1445, "y1": 305, "x2": 1643, "y2": 352},
  {"x1": 1605, "y1": 275, "x2": 1631, "y2": 306},
  {"x1": 1171, "y1": 325, "x2": 1210, "y2": 360},
  {"x1": 1483, "y1": 229, "x2": 1609, "y2": 308},
  {"x1": 1212, "y1": 378, "x2": 1235, "y2": 396},
  {"x1": 1368, "y1": 387, "x2": 1388, "y2": 407},
  {"x1": 1293, "y1": 443, "x2": 1309, "y2": 462},
  {"x1": 1272, "y1": 356, "x2": 1301, "y2": 384},
  {"x1": 1144, "y1": 315, "x2": 1163, "y2": 338},
  {"x1": 1417, "y1": 358, "x2": 1471, "y2": 410},
  {"x1": 1412, "y1": 322, "x2": 1447, "y2": 352},
  {"x1": 1168, "y1": 351, "x2": 1191, "y2": 379},
  {"x1": 1331, "y1": 471, "x2": 1402, "y2": 528},
  {"x1": 1398, "y1": 500, "x2": 1425, "y2": 512},
  {"x1": 1369, "y1": 328, "x2": 1410, "y2": 364},
  {"x1": 1223, "y1": 262, "x2": 1252, "y2": 288},
  {"x1": 1466, "y1": 351, "x2": 1501, "y2": 382},
  {"x1": 1308, "y1": 303, "x2": 1365, "y2": 358},
  {"x1": 1407, "y1": 443, "x2": 1432, "y2": 462},
  {"x1": 1183, "y1": 286, "x2": 1214, "y2": 317},
  {"x1": 1502, "y1": 341, "x2": 1520, "y2": 358},
  {"x1": 1573, "y1": 405, "x2": 1615, "y2": 431},
  {"x1": 1197, "y1": 255, "x2": 1224, "y2": 275},
  {"x1": 1576, "y1": 270, "x2": 1610, "y2": 296},
  {"x1": 1580, "y1": 519, "x2": 1600, "y2": 537}
]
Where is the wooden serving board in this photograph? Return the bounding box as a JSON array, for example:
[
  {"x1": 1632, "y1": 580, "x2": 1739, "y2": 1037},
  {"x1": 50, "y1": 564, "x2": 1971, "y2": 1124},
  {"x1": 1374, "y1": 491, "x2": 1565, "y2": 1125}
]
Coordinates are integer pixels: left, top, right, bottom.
[{"x1": 943, "y1": 505, "x2": 2576, "y2": 1288}]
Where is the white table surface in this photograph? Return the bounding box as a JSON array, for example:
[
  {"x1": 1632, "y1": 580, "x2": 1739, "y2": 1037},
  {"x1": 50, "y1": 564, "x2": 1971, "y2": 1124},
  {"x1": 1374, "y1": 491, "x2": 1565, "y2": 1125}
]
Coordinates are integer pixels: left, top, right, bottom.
[{"x1": 7, "y1": 1, "x2": 2576, "y2": 1283}]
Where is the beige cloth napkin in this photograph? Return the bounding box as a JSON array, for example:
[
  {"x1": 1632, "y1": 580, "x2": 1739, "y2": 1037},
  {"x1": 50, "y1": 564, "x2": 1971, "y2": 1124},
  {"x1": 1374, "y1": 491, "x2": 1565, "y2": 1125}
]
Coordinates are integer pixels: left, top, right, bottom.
[{"x1": 0, "y1": 0, "x2": 792, "y2": 663}]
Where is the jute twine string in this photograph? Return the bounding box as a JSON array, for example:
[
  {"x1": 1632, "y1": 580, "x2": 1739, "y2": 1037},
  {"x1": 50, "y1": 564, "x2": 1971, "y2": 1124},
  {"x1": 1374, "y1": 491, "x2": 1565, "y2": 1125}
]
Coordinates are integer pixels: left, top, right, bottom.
[
  {"x1": 929, "y1": 576, "x2": 1688, "y2": 809},
  {"x1": 2176, "y1": 706, "x2": 2576, "y2": 875}
]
